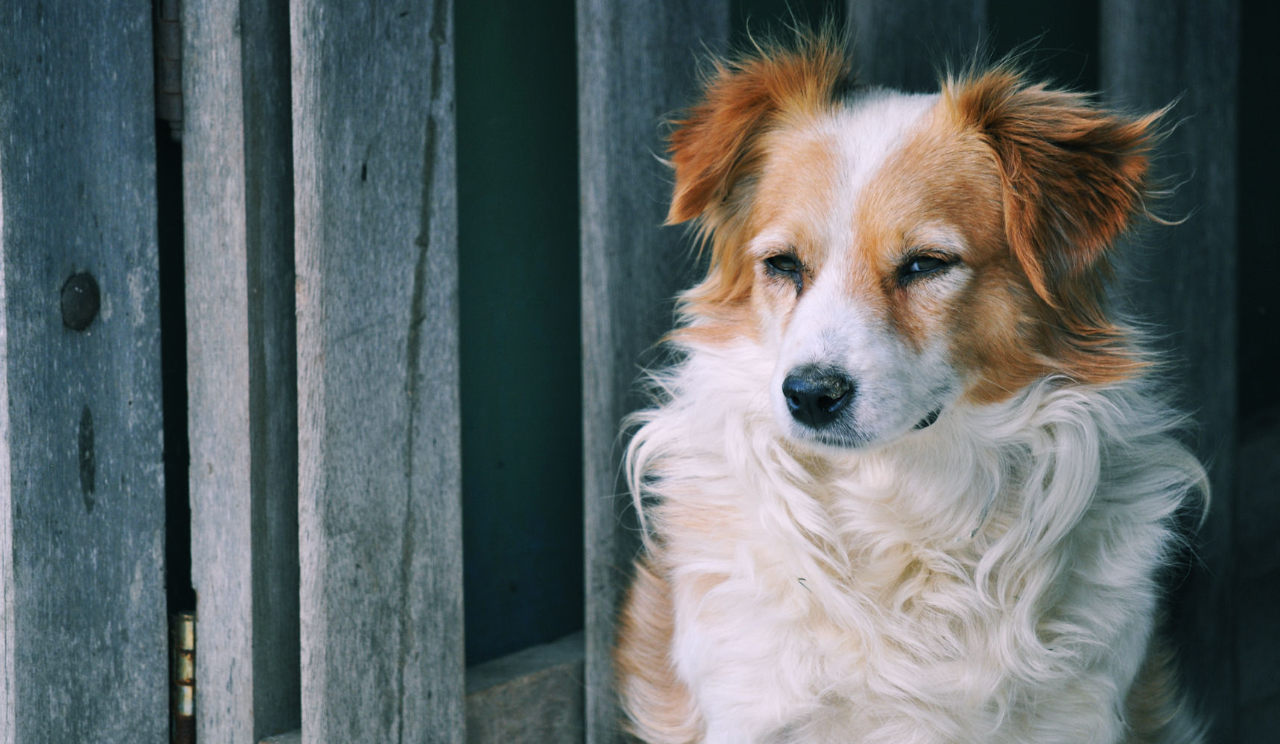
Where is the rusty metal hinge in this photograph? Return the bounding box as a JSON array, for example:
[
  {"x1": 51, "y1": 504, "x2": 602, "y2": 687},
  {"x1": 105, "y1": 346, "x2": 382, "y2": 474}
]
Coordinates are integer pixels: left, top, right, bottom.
[
  {"x1": 154, "y1": 0, "x2": 182, "y2": 141},
  {"x1": 170, "y1": 612, "x2": 196, "y2": 744}
]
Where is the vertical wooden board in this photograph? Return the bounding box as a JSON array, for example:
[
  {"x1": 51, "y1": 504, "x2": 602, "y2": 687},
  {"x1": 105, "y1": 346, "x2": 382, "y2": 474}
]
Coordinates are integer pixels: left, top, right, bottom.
[
  {"x1": 577, "y1": 2, "x2": 730, "y2": 742},
  {"x1": 292, "y1": 0, "x2": 462, "y2": 741},
  {"x1": 184, "y1": 1, "x2": 254, "y2": 739},
  {"x1": 184, "y1": 0, "x2": 299, "y2": 740},
  {"x1": 846, "y1": 0, "x2": 985, "y2": 90},
  {"x1": 0, "y1": 197, "x2": 14, "y2": 744},
  {"x1": 0, "y1": 2, "x2": 168, "y2": 743},
  {"x1": 1099, "y1": 0, "x2": 1239, "y2": 738}
]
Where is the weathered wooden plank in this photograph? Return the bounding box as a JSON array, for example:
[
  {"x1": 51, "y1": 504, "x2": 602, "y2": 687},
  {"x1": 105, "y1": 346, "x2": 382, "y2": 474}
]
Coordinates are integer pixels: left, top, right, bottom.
[
  {"x1": 184, "y1": 0, "x2": 299, "y2": 740},
  {"x1": 465, "y1": 632, "x2": 586, "y2": 744},
  {"x1": 263, "y1": 632, "x2": 585, "y2": 744},
  {"x1": 0, "y1": 257, "x2": 12, "y2": 744},
  {"x1": 291, "y1": 0, "x2": 463, "y2": 740},
  {"x1": 846, "y1": 0, "x2": 986, "y2": 91},
  {"x1": 1099, "y1": 0, "x2": 1239, "y2": 739},
  {"x1": 0, "y1": 2, "x2": 167, "y2": 742},
  {"x1": 577, "y1": 2, "x2": 730, "y2": 742}
]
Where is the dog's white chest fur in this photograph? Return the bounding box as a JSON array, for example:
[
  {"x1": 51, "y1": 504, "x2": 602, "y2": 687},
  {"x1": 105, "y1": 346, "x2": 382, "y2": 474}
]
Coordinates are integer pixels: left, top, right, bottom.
[{"x1": 639, "y1": 352, "x2": 1199, "y2": 743}]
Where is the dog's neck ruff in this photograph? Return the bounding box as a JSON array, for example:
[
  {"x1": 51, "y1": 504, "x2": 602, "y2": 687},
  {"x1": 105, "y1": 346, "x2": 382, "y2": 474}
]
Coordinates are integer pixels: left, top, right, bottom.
[{"x1": 621, "y1": 330, "x2": 1208, "y2": 742}]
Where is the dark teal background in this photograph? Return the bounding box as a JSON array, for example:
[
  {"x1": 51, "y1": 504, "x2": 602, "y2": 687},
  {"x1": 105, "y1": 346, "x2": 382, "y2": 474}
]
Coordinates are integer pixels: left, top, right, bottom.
[{"x1": 456, "y1": 0, "x2": 584, "y2": 666}]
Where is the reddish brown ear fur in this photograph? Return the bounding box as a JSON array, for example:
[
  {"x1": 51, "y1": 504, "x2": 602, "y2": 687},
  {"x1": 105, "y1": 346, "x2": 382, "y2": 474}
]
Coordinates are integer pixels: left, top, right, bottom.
[
  {"x1": 667, "y1": 32, "x2": 850, "y2": 225},
  {"x1": 948, "y1": 68, "x2": 1163, "y2": 305}
]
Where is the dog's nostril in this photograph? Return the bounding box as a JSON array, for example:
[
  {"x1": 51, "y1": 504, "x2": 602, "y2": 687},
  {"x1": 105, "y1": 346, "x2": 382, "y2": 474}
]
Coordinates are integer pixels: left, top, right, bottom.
[
  {"x1": 782, "y1": 367, "x2": 855, "y2": 429},
  {"x1": 817, "y1": 393, "x2": 844, "y2": 409}
]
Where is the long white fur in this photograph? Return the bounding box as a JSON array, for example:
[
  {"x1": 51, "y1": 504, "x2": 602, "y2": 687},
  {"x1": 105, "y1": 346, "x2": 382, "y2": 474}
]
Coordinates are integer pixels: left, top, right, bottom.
[
  {"x1": 622, "y1": 92, "x2": 1207, "y2": 744},
  {"x1": 628, "y1": 334, "x2": 1205, "y2": 743}
]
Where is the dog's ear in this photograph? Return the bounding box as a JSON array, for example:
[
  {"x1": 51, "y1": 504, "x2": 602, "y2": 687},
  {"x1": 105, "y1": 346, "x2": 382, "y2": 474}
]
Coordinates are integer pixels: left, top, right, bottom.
[
  {"x1": 949, "y1": 69, "x2": 1163, "y2": 304},
  {"x1": 667, "y1": 33, "x2": 850, "y2": 225}
]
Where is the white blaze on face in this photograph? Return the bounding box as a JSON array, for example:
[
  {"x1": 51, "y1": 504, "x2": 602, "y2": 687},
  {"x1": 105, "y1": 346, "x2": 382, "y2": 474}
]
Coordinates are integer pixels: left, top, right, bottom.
[{"x1": 763, "y1": 91, "x2": 965, "y2": 448}]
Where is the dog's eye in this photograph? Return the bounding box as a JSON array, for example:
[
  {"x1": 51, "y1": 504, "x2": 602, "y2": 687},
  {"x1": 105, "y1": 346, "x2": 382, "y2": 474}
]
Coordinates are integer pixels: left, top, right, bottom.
[
  {"x1": 764, "y1": 254, "x2": 801, "y2": 275},
  {"x1": 764, "y1": 253, "x2": 805, "y2": 293},
  {"x1": 898, "y1": 254, "x2": 953, "y2": 284}
]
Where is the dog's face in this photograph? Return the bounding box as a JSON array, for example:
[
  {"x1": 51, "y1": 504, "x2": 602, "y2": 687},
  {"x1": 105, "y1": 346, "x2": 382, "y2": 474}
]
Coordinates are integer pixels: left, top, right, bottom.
[
  {"x1": 668, "y1": 37, "x2": 1158, "y2": 449},
  {"x1": 750, "y1": 93, "x2": 1005, "y2": 447}
]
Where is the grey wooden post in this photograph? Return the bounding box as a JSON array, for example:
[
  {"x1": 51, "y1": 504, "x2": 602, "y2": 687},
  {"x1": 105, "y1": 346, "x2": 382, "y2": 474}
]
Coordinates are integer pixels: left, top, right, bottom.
[
  {"x1": 847, "y1": 0, "x2": 986, "y2": 91},
  {"x1": 577, "y1": 2, "x2": 730, "y2": 742},
  {"x1": 291, "y1": 0, "x2": 464, "y2": 740},
  {"x1": 183, "y1": 0, "x2": 300, "y2": 740},
  {"x1": 1100, "y1": 1, "x2": 1240, "y2": 739},
  {"x1": 0, "y1": 2, "x2": 168, "y2": 742}
]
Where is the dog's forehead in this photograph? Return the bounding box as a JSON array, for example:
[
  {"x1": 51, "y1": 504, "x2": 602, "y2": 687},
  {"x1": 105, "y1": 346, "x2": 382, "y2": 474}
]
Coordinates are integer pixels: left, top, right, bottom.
[
  {"x1": 766, "y1": 91, "x2": 939, "y2": 187},
  {"x1": 830, "y1": 89, "x2": 941, "y2": 187},
  {"x1": 754, "y1": 90, "x2": 943, "y2": 257}
]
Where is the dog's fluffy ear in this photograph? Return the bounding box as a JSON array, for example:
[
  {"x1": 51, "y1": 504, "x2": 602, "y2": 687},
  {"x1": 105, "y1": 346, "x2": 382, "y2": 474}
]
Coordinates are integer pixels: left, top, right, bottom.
[
  {"x1": 949, "y1": 69, "x2": 1163, "y2": 305},
  {"x1": 667, "y1": 33, "x2": 850, "y2": 225}
]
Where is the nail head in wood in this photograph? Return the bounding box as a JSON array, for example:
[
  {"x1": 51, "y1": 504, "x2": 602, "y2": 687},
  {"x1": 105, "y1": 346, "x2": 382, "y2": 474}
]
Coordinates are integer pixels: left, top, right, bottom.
[{"x1": 61, "y1": 271, "x2": 100, "y2": 331}]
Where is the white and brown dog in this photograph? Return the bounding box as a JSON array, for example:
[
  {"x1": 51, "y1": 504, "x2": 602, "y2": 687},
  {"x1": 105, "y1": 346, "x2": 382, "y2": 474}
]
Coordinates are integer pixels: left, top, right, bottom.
[{"x1": 615, "y1": 33, "x2": 1206, "y2": 744}]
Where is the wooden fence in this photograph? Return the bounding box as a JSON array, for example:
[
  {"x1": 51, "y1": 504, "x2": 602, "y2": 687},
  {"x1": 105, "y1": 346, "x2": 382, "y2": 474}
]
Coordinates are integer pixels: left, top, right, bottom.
[{"x1": 0, "y1": 0, "x2": 1251, "y2": 742}]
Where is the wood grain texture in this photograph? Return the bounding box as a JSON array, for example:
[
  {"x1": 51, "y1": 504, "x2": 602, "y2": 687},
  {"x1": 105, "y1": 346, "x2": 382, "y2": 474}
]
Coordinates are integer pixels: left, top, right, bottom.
[
  {"x1": 291, "y1": 0, "x2": 463, "y2": 740},
  {"x1": 846, "y1": 0, "x2": 986, "y2": 91},
  {"x1": 577, "y1": 2, "x2": 730, "y2": 742},
  {"x1": 262, "y1": 631, "x2": 586, "y2": 744},
  {"x1": 0, "y1": 230, "x2": 12, "y2": 744},
  {"x1": 184, "y1": 0, "x2": 300, "y2": 740},
  {"x1": 1099, "y1": 0, "x2": 1239, "y2": 739},
  {"x1": 465, "y1": 632, "x2": 585, "y2": 744},
  {"x1": 0, "y1": 1, "x2": 167, "y2": 741}
]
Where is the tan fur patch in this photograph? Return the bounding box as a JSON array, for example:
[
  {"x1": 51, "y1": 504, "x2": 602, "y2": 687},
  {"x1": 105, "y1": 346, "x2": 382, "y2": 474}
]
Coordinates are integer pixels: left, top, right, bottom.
[
  {"x1": 1124, "y1": 635, "x2": 1188, "y2": 743},
  {"x1": 615, "y1": 556, "x2": 703, "y2": 744},
  {"x1": 667, "y1": 32, "x2": 849, "y2": 225},
  {"x1": 941, "y1": 68, "x2": 1162, "y2": 389},
  {"x1": 849, "y1": 105, "x2": 1039, "y2": 399},
  {"x1": 666, "y1": 31, "x2": 850, "y2": 327}
]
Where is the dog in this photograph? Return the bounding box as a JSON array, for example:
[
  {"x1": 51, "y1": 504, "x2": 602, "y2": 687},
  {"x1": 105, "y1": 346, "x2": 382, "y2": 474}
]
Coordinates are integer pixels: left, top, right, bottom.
[{"x1": 614, "y1": 32, "x2": 1208, "y2": 744}]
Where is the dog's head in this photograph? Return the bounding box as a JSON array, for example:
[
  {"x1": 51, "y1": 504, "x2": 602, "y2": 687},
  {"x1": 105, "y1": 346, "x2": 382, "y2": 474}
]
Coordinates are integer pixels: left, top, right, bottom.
[{"x1": 667, "y1": 34, "x2": 1162, "y2": 449}]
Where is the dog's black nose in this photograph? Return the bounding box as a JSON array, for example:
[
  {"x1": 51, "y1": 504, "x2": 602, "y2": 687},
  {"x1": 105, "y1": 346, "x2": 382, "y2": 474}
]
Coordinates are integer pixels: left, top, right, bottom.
[{"x1": 782, "y1": 367, "x2": 854, "y2": 429}]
